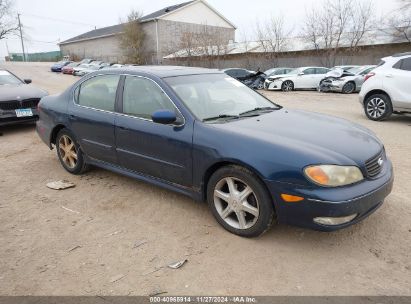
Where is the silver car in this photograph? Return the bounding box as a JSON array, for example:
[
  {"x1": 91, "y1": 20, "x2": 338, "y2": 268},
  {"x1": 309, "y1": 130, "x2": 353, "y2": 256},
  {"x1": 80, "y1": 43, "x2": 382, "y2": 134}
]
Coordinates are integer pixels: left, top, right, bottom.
[{"x1": 320, "y1": 65, "x2": 376, "y2": 94}]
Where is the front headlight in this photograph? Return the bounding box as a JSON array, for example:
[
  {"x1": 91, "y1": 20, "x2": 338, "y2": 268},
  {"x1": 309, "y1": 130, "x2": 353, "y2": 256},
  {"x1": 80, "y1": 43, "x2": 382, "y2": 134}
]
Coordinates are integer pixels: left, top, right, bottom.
[{"x1": 304, "y1": 165, "x2": 364, "y2": 187}]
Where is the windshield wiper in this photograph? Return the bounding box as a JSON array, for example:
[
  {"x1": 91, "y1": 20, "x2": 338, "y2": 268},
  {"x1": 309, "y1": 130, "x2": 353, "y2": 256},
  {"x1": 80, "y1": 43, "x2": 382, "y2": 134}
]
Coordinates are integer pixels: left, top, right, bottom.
[
  {"x1": 203, "y1": 114, "x2": 239, "y2": 122},
  {"x1": 239, "y1": 107, "x2": 278, "y2": 116}
]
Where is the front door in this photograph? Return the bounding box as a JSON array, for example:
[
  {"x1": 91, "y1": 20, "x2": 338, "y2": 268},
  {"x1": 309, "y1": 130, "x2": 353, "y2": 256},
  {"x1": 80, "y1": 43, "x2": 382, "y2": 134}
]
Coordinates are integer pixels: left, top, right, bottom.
[
  {"x1": 68, "y1": 74, "x2": 120, "y2": 164},
  {"x1": 115, "y1": 75, "x2": 193, "y2": 187}
]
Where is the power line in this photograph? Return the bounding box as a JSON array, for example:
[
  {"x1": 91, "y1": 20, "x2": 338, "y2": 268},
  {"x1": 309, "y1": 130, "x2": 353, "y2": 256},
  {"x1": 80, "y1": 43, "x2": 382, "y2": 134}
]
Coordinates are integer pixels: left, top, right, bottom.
[{"x1": 20, "y1": 13, "x2": 101, "y2": 28}]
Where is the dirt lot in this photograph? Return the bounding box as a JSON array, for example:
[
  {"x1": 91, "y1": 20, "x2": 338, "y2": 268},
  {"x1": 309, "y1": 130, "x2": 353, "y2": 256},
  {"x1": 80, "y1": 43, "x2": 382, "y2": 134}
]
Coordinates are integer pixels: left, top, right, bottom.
[{"x1": 0, "y1": 62, "x2": 410, "y2": 296}]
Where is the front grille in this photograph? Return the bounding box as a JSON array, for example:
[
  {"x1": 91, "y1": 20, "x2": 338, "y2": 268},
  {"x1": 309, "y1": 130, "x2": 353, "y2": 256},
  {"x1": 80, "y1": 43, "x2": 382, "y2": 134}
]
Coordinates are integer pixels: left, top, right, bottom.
[
  {"x1": 0, "y1": 98, "x2": 40, "y2": 111},
  {"x1": 21, "y1": 98, "x2": 40, "y2": 108},
  {"x1": 365, "y1": 150, "x2": 385, "y2": 178}
]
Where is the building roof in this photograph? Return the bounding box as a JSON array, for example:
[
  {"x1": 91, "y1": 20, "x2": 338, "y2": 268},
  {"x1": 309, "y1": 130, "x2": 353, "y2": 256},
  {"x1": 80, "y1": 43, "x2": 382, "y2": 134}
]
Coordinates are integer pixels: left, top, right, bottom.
[
  {"x1": 60, "y1": 1, "x2": 195, "y2": 45},
  {"x1": 139, "y1": 1, "x2": 194, "y2": 22}
]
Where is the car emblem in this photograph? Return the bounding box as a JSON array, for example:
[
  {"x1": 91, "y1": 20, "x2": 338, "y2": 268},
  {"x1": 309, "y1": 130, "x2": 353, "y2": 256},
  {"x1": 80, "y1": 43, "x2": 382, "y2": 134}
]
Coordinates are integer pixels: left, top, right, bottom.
[{"x1": 377, "y1": 157, "x2": 384, "y2": 166}]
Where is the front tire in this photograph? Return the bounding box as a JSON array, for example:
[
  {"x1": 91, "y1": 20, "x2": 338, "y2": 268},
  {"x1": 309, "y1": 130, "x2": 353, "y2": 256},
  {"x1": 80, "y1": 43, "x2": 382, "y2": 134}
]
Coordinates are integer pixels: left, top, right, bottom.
[
  {"x1": 207, "y1": 165, "x2": 275, "y2": 237},
  {"x1": 56, "y1": 128, "x2": 88, "y2": 174},
  {"x1": 281, "y1": 80, "x2": 294, "y2": 92},
  {"x1": 364, "y1": 94, "x2": 393, "y2": 121}
]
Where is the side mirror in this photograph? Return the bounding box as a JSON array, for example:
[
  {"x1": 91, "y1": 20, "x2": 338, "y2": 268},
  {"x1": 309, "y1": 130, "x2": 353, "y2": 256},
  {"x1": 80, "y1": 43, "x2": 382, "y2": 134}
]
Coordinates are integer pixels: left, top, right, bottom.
[
  {"x1": 24, "y1": 79, "x2": 32, "y2": 84},
  {"x1": 151, "y1": 109, "x2": 178, "y2": 125},
  {"x1": 298, "y1": 72, "x2": 304, "y2": 76}
]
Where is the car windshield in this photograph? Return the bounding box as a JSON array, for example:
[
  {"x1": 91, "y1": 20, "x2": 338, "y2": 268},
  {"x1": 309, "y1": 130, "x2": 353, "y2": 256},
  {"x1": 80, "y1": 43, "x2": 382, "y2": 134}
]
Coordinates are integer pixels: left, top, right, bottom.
[
  {"x1": 78, "y1": 64, "x2": 89, "y2": 68},
  {"x1": 265, "y1": 68, "x2": 277, "y2": 75},
  {"x1": 67, "y1": 63, "x2": 78, "y2": 67},
  {"x1": 165, "y1": 74, "x2": 280, "y2": 122},
  {"x1": 0, "y1": 70, "x2": 23, "y2": 85}
]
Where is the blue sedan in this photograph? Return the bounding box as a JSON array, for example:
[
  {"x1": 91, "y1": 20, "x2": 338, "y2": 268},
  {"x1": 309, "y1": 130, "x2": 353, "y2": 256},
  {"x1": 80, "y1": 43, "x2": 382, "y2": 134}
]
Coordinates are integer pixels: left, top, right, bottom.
[
  {"x1": 51, "y1": 60, "x2": 72, "y2": 72},
  {"x1": 36, "y1": 66, "x2": 393, "y2": 237}
]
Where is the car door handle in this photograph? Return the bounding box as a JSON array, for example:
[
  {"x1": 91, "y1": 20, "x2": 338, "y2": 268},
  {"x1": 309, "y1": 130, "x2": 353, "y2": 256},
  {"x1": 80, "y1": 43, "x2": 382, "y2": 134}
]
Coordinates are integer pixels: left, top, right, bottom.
[{"x1": 385, "y1": 74, "x2": 393, "y2": 78}]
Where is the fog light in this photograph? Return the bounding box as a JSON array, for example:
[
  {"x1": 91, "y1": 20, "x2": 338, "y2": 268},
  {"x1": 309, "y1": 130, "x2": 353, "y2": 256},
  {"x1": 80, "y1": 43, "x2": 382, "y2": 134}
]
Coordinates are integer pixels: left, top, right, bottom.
[{"x1": 313, "y1": 214, "x2": 357, "y2": 226}]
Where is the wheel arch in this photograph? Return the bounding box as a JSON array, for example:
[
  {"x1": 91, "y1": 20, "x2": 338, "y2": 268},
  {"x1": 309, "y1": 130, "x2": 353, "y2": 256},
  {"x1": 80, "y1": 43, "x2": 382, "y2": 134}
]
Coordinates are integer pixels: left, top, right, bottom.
[
  {"x1": 345, "y1": 81, "x2": 356, "y2": 91},
  {"x1": 50, "y1": 124, "x2": 67, "y2": 147},
  {"x1": 363, "y1": 89, "x2": 391, "y2": 105},
  {"x1": 201, "y1": 160, "x2": 270, "y2": 202}
]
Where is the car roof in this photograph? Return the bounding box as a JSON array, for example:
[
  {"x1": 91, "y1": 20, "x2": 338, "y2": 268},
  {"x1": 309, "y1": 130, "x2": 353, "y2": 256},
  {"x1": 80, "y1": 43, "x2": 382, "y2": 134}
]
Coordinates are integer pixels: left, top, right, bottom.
[
  {"x1": 110, "y1": 65, "x2": 222, "y2": 78},
  {"x1": 298, "y1": 66, "x2": 328, "y2": 69}
]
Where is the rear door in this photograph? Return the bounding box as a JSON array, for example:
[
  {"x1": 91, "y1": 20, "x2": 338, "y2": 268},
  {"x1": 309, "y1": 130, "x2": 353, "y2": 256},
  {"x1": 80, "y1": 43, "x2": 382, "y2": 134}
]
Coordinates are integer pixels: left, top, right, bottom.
[
  {"x1": 385, "y1": 58, "x2": 411, "y2": 107},
  {"x1": 115, "y1": 75, "x2": 193, "y2": 187},
  {"x1": 296, "y1": 68, "x2": 317, "y2": 88},
  {"x1": 68, "y1": 74, "x2": 120, "y2": 164}
]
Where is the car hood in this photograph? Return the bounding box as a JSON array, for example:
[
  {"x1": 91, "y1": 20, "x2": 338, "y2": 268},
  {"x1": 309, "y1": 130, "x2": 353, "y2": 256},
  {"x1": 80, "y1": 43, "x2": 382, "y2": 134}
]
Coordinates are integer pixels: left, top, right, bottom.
[
  {"x1": 0, "y1": 84, "x2": 48, "y2": 101},
  {"x1": 267, "y1": 75, "x2": 288, "y2": 81},
  {"x1": 211, "y1": 109, "x2": 382, "y2": 165}
]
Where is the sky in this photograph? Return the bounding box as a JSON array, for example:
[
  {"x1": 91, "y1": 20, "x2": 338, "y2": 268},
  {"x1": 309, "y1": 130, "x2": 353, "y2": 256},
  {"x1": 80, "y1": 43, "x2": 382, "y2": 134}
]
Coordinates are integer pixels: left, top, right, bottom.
[{"x1": 0, "y1": 0, "x2": 402, "y2": 58}]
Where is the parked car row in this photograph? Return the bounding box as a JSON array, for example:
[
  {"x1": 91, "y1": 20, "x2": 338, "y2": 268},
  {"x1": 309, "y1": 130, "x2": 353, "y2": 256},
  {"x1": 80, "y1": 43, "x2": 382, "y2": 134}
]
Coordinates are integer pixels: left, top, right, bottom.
[
  {"x1": 221, "y1": 52, "x2": 411, "y2": 122},
  {"x1": 222, "y1": 64, "x2": 380, "y2": 95},
  {"x1": 51, "y1": 59, "x2": 124, "y2": 76}
]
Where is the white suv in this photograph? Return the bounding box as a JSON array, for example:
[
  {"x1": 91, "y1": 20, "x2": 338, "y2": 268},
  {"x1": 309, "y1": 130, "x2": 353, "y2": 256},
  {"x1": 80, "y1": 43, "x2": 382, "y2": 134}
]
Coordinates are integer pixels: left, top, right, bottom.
[{"x1": 359, "y1": 52, "x2": 411, "y2": 121}]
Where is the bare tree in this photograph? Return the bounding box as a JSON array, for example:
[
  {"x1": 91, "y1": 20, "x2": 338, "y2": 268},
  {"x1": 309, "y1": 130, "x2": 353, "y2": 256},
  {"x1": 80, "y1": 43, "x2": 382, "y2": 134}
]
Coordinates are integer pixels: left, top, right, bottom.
[
  {"x1": 386, "y1": 0, "x2": 411, "y2": 43},
  {"x1": 302, "y1": 0, "x2": 375, "y2": 66},
  {"x1": 0, "y1": 0, "x2": 18, "y2": 40},
  {"x1": 346, "y1": 0, "x2": 375, "y2": 53},
  {"x1": 255, "y1": 15, "x2": 292, "y2": 66},
  {"x1": 119, "y1": 10, "x2": 146, "y2": 64}
]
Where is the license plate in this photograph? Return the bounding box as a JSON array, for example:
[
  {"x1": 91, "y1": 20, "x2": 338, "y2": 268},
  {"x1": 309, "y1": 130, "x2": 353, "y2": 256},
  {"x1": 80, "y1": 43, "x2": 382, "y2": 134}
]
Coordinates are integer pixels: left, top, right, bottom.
[{"x1": 15, "y1": 108, "x2": 33, "y2": 117}]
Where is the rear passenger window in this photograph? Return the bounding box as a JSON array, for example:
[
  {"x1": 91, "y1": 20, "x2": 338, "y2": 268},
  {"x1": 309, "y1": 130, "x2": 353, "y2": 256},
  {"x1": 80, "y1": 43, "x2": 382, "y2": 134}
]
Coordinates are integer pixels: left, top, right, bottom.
[
  {"x1": 122, "y1": 76, "x2": 176, "y2": 120},
  {"x1": 315, "y1": 68, "x2": 329, "y2": 74},
  {"x1": 76, "y1": 75, "x2": 120, "y2": 112},
  {"x1": 398, "y1": 58, "x2": 411, "y2": 71},
  {"x1": 303, "y1": 68, "x2": 316, "y2": 75}
]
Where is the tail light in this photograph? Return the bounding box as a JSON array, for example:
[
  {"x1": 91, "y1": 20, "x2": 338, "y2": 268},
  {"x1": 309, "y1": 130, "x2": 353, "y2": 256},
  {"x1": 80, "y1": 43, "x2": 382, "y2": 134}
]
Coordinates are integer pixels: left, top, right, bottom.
[{"x1": 364, "y1": 72, "x2": 375, "y2": 82}]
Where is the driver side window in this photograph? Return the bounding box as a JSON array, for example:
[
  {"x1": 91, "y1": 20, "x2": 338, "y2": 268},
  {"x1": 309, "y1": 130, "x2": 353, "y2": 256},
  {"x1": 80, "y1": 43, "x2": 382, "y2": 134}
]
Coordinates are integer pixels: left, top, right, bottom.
[{"x1": 122, "y1": 76, "x2": 176, "y2": 120}]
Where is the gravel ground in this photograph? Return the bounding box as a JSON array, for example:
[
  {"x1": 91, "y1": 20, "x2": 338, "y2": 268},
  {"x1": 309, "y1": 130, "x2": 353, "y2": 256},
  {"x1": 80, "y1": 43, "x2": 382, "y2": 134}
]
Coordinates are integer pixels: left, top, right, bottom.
[{"x1": 0, "y1": 62, "x2": 410, "y2": 296}]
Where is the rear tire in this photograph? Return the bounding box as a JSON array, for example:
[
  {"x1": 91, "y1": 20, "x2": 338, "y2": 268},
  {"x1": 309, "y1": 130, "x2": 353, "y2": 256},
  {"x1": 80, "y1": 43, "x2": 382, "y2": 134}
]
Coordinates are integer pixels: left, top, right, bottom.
[
  {"x1": 207, "y1": 165, "x2": 276, "y2": 237},
  {"x1": 342, "y1": 82, "x2": 355, "y2": 94},
  {"x1": 56, "y1": 128, "x2": 88, "y2": 174},
  {"x1": 364, "y1": 94, "x2": 393, "y2": 121}
]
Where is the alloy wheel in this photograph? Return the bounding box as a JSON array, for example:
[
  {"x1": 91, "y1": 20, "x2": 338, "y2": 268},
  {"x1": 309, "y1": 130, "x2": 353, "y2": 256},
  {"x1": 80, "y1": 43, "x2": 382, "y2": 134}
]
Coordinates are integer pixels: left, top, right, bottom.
[
  {"x1": 366, "y1": 97, "x2": 386, "y2": 119},
  {"x1": 58, "y1": 135, "x2": 78, "y2": 169},
  {"x1": 282, "y1": 81, "x2": 293, "y2": 91},
  {"x1": 213, "y1": 177, "x2": 259, "y2": 230},
  {"x1": 343, "y1": 82, "x2": 355, "y2": 94}
]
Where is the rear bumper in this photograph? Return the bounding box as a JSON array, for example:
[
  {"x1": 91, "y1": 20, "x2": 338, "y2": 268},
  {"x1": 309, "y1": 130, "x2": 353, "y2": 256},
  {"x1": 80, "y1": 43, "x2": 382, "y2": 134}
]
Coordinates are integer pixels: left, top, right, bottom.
[{"x1": 265, "y1": 160, "x2": 394, "y2": 231}]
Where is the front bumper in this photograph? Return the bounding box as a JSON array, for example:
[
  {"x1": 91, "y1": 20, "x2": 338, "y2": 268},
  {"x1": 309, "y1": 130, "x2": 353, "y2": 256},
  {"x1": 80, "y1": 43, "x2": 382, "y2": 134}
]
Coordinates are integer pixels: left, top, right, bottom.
[
  {"x1": 264, "y1": 79, "x2": 282, "y2": 90},
  {"x1": 0, "y1": 108, "x2": 39, "y2": 126},
  {"x1": 265, "y1": 160, "x2": 394, "y2": 231}
]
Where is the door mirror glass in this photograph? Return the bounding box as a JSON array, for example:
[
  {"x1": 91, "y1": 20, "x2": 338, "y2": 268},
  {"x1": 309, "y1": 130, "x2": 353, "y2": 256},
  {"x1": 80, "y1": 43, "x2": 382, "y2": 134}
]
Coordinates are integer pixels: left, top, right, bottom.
[
  {"x1": 24, "y1": 79, "x2": 32, "y2": 84},
  {"x1": 152, "y1": 109, "x2": 177, "y2": 124}
]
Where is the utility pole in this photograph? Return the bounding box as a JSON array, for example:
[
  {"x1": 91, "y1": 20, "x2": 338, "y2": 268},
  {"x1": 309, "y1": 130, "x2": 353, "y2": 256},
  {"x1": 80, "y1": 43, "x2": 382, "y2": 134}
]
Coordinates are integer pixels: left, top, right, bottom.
[{"x1": 17, "y1": 13, "x2": 26, "y2": 62}]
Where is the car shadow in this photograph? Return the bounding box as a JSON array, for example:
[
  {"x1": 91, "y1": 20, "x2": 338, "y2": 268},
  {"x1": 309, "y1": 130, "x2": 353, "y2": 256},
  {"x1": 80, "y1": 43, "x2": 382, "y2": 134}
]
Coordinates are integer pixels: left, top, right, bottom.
[{"x1": 0, "y1": 122, "x2": 36, "y2": 136}]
